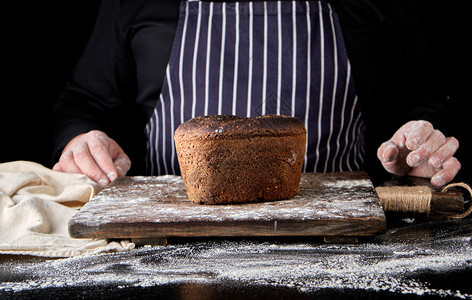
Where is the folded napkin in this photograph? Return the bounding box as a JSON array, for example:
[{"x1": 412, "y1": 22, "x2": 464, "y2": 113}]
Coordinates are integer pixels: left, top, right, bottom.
[{"x1": 0, "y1": 161, "x2": 134, "y2": 257}]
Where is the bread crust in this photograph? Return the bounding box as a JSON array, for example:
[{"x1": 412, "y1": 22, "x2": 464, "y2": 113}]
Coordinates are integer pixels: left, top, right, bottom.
[
  {"x1": 175, "y1": 115, "x2": 307, "y2": 205},
  {"x1": 174, "y1": 115, "x2": 307, "y2": 141}
]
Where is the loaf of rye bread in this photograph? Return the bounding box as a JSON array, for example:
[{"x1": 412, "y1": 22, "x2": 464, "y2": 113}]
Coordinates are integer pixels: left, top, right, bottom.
[{"x1": 174, "y1": 115, "x2": 307, "y2": 204}]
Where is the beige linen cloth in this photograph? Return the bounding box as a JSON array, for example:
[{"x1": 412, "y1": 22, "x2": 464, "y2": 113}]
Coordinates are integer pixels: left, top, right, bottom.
[{"x1": 0, "y1": 161, "x2": 134, "y2": 257}]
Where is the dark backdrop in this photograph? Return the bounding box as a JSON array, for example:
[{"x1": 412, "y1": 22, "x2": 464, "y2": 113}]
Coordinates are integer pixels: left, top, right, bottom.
[
  {"x1": 416, "y1": 0, "x2": 470, "y2": 183},
  {"x1": 1, "y1": 1, "x2": 470, "y2": 182},
  {"x1": 2, "y1": 1, "x2": 100, "y2": 168}
]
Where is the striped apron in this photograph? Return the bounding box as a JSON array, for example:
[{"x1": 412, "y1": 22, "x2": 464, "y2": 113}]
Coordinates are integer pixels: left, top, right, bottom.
[{"x1": 145, "y1": 0, "x2": 365, "y2": 176}]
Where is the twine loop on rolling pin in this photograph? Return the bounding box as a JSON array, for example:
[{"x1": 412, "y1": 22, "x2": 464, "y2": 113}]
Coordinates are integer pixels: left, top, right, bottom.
[
  {"x1": 376, "y1": 186, "x2": 432, "y2": 214},
  {"x1": 376, "y1": 182, "x2": 472, "y2": 218},
  {"x1": 441, "y1": 182, "x2": 472, "y2": 219}
]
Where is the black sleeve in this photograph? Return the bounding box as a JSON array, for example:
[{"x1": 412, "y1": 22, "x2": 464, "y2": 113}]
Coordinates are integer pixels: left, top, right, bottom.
[
  {"x1": 53, "y1": 0, "x2": 180, "y2": 174},
  {"x1": 333, "y1": 0, "x2": 456, "y2": 182},
  {"x1": 373, "y1": 0, "x2": 453, "y2": 132},
  {"x1": 53, "y1": 0, "x2": 137, "y2": 162},
  {"x1": 336, "y1": 0, "x2": 453, "y2": 130}
]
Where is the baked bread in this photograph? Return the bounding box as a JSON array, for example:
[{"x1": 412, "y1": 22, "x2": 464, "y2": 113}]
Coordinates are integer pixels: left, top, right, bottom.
[{"x1": 174, "y1": 115, "x2": 307, "y2": 204}]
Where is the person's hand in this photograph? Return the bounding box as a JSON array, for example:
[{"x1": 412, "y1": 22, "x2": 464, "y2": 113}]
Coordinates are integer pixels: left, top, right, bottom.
[
  {"x1": 377, "y1": 120, "x2": 460, "y2": 186},
  {"x1": 53, "y1": 130, "x2": 131, "y2": 187}
]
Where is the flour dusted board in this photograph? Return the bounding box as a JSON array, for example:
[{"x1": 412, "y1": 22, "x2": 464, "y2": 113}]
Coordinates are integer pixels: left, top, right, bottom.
[{"x1": 69, "y1": 172, "x2": 386, "y2": 240}]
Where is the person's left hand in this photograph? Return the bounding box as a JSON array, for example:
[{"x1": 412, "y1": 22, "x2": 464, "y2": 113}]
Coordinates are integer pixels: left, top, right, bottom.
[{"x1": 377, "y1": 120, "x2": 461, "y2": 186}]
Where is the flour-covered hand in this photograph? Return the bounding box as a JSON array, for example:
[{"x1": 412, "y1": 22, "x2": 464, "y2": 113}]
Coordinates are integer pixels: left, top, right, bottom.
[
  {"x1": 377, "y1": 120, "x2": 460, "y2": 186},
  {"x1": 53, "y1": 130, "x2": 131, "y2": 187}
]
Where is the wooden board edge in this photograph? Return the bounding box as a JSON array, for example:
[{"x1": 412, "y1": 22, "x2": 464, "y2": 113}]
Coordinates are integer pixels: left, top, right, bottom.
[{"x1": 68, "y1": 217, "x2": 386, "y2": 240}]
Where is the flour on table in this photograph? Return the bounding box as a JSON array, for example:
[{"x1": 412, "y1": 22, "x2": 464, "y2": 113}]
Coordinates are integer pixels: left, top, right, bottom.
[
  {"x1": 323, "y1": 179, "x2": 373, "y2": 189},
  {"x1": 69, "y1": 174, "x2": 385, "y2": 230},
  {"x1": 1, "y1": 218, "x2": 471, "y2": 298}
]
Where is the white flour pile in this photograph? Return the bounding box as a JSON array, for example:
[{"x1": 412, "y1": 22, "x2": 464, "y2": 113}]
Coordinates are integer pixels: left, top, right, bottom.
[{"x1": 1, "y1": 218, "x2": 471, "y2": 298}]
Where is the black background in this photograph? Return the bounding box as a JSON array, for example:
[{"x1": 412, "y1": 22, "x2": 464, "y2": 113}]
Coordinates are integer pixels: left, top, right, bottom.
[
  {"x1": 1, "y1": 1, "x2": 470, "y2": 182},
  {"x1": 2, "y1": 1, "x2": 101, "y2": 167}
]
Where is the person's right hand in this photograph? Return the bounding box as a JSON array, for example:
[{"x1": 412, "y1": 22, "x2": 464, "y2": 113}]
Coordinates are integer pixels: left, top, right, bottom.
[{"x1": 53, "y1": 130, "x2": 131, "y2": 187}]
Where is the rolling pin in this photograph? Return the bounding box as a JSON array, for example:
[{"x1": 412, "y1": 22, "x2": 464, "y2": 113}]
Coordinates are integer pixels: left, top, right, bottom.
[{"x1": 375, "y1": 183, "x2": 471, "y2": 218}]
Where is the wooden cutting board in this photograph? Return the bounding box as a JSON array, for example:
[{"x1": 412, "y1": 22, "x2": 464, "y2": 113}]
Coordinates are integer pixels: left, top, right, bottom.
[{"x1": 69, "y1": 172, "x2": 386, "y2": 243}]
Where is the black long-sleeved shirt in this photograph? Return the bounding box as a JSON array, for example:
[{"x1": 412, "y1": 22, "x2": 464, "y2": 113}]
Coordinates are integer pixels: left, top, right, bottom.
[{"x1": 53, "y1": 0, "x2": 453, "y2": 179}]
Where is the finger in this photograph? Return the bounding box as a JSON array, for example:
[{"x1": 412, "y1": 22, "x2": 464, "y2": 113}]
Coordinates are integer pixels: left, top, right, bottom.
[
  {"x1": 52, "y1": 162, "x2": 62, "y2": 172},
  {"x1": 377, "y1": 140, "x2": 399, "y2": 163},
  {"x1": 101, "y1": 135, "x2": 131, "y2": 177},
  {"x1": 114, "y1": 156, "x2": 131, "y2": 177},
  {"x1": 431, "y1": 156, "x2": 461, "y2": 186},
  {"x1": 404, "y1": 120, "x2": 434, "y2": 151},
  {"x1": 112, "y1": 147, "x2": 131, "y2": 177},
  {"x1": 377, "y1": 140, "x2": 412, "y2": 175},
  {"x1": 72, "y1": 143, "x2": 110, "y2": 187},
  {"x1": 387, "y1": 126, "x2": 408, "y2": 149},
  {"x1": 88, "y1": 133, "x2": 120, "y2": 182},
  {"x1": 388, "y1": 120, "x2": 432, "y2": 149},
  {"x1": 406, "y1": 129, "x2": 445, "y2": 167},
  {"x1": 56, "y1": 150, "x2": 82, "y2": 174},
  {"x1": 429, "y1": 137, "x2": 460, "y2": 169}
]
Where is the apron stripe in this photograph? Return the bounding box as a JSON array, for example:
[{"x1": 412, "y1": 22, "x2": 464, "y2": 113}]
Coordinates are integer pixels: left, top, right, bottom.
[
  {"x1": 159, "y1": 95, "x2": 168, "y2": 175},
  {"x1": 192, "y1": 1, "x2": 202, "y2": 119},
  {"x1": 145, "y1": 113, "x2": 152, "y2": 175},
  {"x1": 332, "y1": 63, "x2": 351, "y2": 172},
  {"x1": 313, "y1": 0, "x2": 325, "y2": 172},
  {"x1": 303, "y1": 1, "x2": 312, "y2": 172},
  {"x1": 246, "y1": 2, "x2": 253, "y2": 117},
  {"x1": 166, "y1": 67, "x2": 177, "y2": 175},
  {"x1": 151, "y1": 108, "x2": 160, "y2": 175},
  {"x1": 204, "y1": 3, "x2": 214, "y2": 116},
  {"x1": 323, "y1": 3, "x2": 338, "y2": 173},
  {"x1": 276, "y1": 2, "x2": 282, "y2": 115},
  {"x1": 261, "y1": 2, "x2": 268, "y2": 116},
  {"x1": 179, "y1": 1, "x2": 190, "y2": 125},
  {"x1": 146, "y1": 1, "x2": 366, "y2": 176},
  {"x1": 352, "y1": 112, "x2": 364, "y2": 170},
  {"x1": 218, "y1": 3, "x2": 226, "y2": 115},
  {"x1": 343, "y1": 95, "x2": 361, "y2": 171},
  {"x1": 291, "y1": 1, "x2": 297, "y2": 117},
  {"x1": 232, "y1": 3, "x2": 240, "y2": 115}
]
